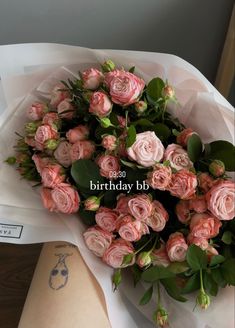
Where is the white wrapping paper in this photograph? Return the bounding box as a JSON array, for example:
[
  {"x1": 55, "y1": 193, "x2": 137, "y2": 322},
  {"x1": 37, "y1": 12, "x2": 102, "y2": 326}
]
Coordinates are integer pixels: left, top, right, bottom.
[{"x1": 0, "y1": 44, "x2": 234, "y2": 328}]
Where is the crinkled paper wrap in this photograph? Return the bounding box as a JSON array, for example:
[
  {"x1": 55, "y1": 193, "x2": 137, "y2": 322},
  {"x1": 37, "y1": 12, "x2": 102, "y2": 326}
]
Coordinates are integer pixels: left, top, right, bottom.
[{"x1": 0, "y1": 44, "x2": 234, "y2": 328}]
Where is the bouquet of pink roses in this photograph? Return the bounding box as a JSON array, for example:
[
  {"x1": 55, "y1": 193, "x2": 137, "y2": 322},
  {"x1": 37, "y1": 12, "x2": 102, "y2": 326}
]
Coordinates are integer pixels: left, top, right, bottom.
[{"x1": 6, "y1": 60, "x2": 235, "y2": 327}]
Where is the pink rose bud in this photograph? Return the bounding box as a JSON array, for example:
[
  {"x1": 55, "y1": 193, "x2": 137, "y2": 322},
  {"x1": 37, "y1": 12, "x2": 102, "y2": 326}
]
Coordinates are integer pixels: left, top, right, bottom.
[
  {"x1": 166, "y1": 232, "x2": 188, "y2": 262},
  {"x1": 82, "y1": 68, "x2": 104, "y2": 90},
  {"x1": 168, "y1": 169, "x2": 197, "y2": 200},
  {"x1": 40, "y1": 187, "x2": 57, "y2": 212},
  {"x1": 177, "y1": 128, "x2": 194, "y2": 147},
  {"x1": 128, "y1": 194, "x2": 153, "y2": 221},
  {"x1": 102, "y1": 135, "x2": 117, "y2": 151},
  {"x1": 66, "y1": 125, "x2": 89, "y2": 143},
  {"x1": 153, "y1": 307, "x2": 168, "y2": 328},
  {"x1": 32, "y1": 154, "x2": 51, "y2": 174},
  {"x1": 175, "y1": 200, "x2": 191, "y2": 224},
  {"x1": 41, "y1": 164, "x2": 65, "y2": 188},
  {"x1": 135, "y1": 100, "x2": 148, "y2": 114},
  {"x1": 83, "y1": 225, "x2": 113, "y2": 257},
  {"x1": 84, "y1": 196, "x2": 100, "y2": 211},
  {"x1": 187, "y1": 234, "x2": 209, "y2": 250},
  {"x1": 102, "y1": 238, "x2": 135, "y2": 268},
  {"x1": 95, "y1": 207, "x2": 119, "y2": 232},
  {"x1": 190, "y1": 213, "x2": 222, "y2": 239},
  {"x1": 145, "y1": 200, "x2": 169, "y2": 232},
  {"x1": 45, "y1": 139, "x2": 59, "y2": 150},
  {"x1": 50, "y1": 84, "x2": 70, "y2": 108},
  {"x1": 146, "y1": 163, "x2": 172, "y2": 190},
  {"x1": 57, "y1": 98, "x2": 75, "y2": 119},
  {"x1": 189, "y1": 195, "x2": 207, "y2": 213},
  {"x1": 127, "y1": 131, "x2": 165, "y2": 167},
  {"x1": 89, "y1": 91, "x2": 112, "y2": 118},
  {"x1": 206, "y1": 180, "x2": 235, "y2": 221},
  {"x1": 117, "y1": 215, "x2": 148, "y2": 242},
  {"x1": 151, "y1": 244, "x2": 170, "y2": 267},
  {"x1": 101, "y1": 60, "x2": 116, "y2": 72},
  {"x1": 209, "y1": 160, "x2": 225, "y2": 177},
  {"x1": 197, "y1": 172, "x2": 216, "y2": 193},
  {"x1": 42, "y1": 112, "x2": 61, "y2": 129},
  {"x1": 51, "y1": 183, "x2": 80, "y2": 214},
  {"x1": 70, "y1": 140, "x2": 95, "y2": 162},
  {"x1": 54, "y1": 141, "x2": 72, "y2": 168},
  {"x1": 105, "y1": 70, "x2": 145, "y2": 106},
  {"x1": 164, "y1": 144, "x2": 193, "y2": 171},
  {"x1": 27, "y1": 102, "x2": 47, "y2": 121},
  {"x1": 100, "y1": 117, "x2": 113, "y2": 128},
  {"x1": 117, "y1": 115, "x2": 127, "y2": 128},
  {"x1": 136, "y1": 251, "x2": 152, "y2": 268},
  {"x1": 161, "y1": 84, "x2": 175, "y2": 99},
  {"x1": 115, "y1": 194, "x2": 132, "y2": 214},
  {"x1": 96, "y1": 154, "x2": 120, "y2": 180},
  {"x1": 35, "y1": 124, "x2": 58, "y2": 145},
  {"x1": 196, "y1": 289, "x2": 210, "y2": 310}
]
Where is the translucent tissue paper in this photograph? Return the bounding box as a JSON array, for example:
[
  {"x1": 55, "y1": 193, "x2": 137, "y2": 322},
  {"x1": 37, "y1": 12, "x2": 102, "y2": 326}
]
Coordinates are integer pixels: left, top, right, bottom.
[{"x1": 0, "y1": 44, "x2": 234, "y2": 328}]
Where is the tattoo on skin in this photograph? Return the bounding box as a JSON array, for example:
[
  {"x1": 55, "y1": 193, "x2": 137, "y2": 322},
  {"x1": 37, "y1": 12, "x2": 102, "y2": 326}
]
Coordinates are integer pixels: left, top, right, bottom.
[{"x1": 49, "y1": 253, "x2": 72, "y2": 290}]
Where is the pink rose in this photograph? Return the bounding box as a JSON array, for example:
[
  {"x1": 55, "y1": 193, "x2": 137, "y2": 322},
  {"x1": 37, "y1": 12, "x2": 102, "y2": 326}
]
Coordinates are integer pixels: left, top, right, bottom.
[
  {"x1": 66, "y1": 125, "x2": 89, "y2": 143},
  {"x1": 128, "y1": 194, "x2": 153, "y2": 221},
  {"x1": 206, "y1": 180, "x2": 235, "y2": 221},
  {"x1": 95, "y1": 207, "x2": 119, "y2": 232},
  {"x1": 42, "y1": 112, "x2": 60, "y2": 129},
  {"x1": 51, "y1": 183, "x2": 80, "y2": 214},
  {"x1": 89, "y1": 91, "x2": 112, "y2": 118},
  {"x1": 82, "y1": 68, "x2": 104, "y2": 90},
  {"x1": 83, "y1": 225, "x2": 113, "y2": 257},
  {"x1": 206, "y1": 245, "x2": 219, "y2": 260},
  {"x1": 115, "y1": 194, "x2": 131, "y2": 214},
  {"x1": 190, "y1": 213, "x2": 222, "y2": 239},
  {"x1": 54, "y1": 141, "x2": 72, "y2": 168},
  {"x1": 197, "y1": 172, "x2": 216, "y2": 193},
  {"x1": 145, "y1": 200, "x2": 168, "y2": 232},
  {"x1": 127, "y1": 131, "x2": 165, "y2": 167},
  {"x1": 96, "y1": 155, "x2": 120, "y2": 179},
  {"x1": 164, "y1": 144, "x2": 193, "y2": 171},
  {"x1": 151, "y1": 244, "x2": 170, "y2": 267},
  {"x1": 166, "y1": 232, "x2": 188, "y2": 262},
  {"x1": 175, "y1": 200, "x2": 191, "y2": 224},
  {"x1": 101, "y1": 135, "x2": 117, "y2": 151},
  {"x1": 35, "y1": 124, "x2": 58, "y2": 145},
  {"x1": 57, "y1": 98, "x2": 75, "y2": 119},
  {"x1": 27, "y1": 102, "x2": 47, "y2": 121},
  {"x1": 117, "y1": 215, "x2": 149, "y2": 242},
  {"x1": 50, "y1": 84, "x2": 70, "y2": 107},
  {"x1": 117, "y1": 115, "x2": 128, "y2": 128},
  {"x1": 70, "y1": 140, "x2": 95, "y2": 162},
  {"x1": 177, "y1": 128, "x2": 194, "y2": 147},
  {"x1": 146, "y1": 164, "x2": 172, "y2": 190},
  {"x1": 105, "y1": 70, "x2": 145, "y2": 106},
  {"x1": 40, "y1": 187, "x2": 57, "y2": 212},
  {"x1": 189, "y1": 195, "x2": 207, "y2": 213},
  {"x1": 32, "y1": 154, "x2": 50, "y2": 175},
  {"x1": 41, "y1": 164, "x2": 65, "y2": 188},
  {"x1": 84, "y1": 196, "x2": 100, "y2": 211},
  {"x1": 168, "y1": 170, "x2": 197, "y2": 200},
  {"x1": 187, "y1": 234, "x2": 209, "y2": 250},
  {"x1": 102, "y1": 238, "x2": 135, "y2": 268}
]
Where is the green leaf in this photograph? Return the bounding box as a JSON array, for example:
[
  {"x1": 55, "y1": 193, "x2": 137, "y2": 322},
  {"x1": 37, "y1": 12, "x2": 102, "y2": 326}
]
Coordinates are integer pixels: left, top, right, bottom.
[
  {"x1": 142, "y1": 265, "x2": 175, "y2": 282},
  {"x1": 186, "y1": 245, "x2": 208, "y2": 271},
  {"x1": 221, "y1": 258, "x2": 235, "y2": 285},
  {"x1": 129, "y1": 66, "x2": 135, "y2": 73},
  {"x1": 71, "y1": 159, "x2": 104, "y2": 190},
  {"x1": 112, "y1": 269, "x2": 122, "y2": 291},
  {"x1": 146, "y1": 78, "x2": 165, "y2": 102},
  {"x1": 204, "y1": 272, "x2": 218, "y2": 296},
  {"x1": 109, "y1": 112, "x2": 120, "y2": 126},
  {"x1": 78, "y1": 208, "x2": 96, "y2": 226},
  {"x1": 131, "y1": 265, "x2": 142, "y2": 287},
  {"x1": 207, "y1": 140, "x2": 235, "y2": 171},
  {"x1": 122, "y1": 253, "x2": 135, "y2": 266},
  {"x1": 139, "y1": 285, "x2": 153, "y2": 305},
  {"x1": 182, "y1": 272, "x2": 200, "y2": 294},
  {"x1": 222, "y1": 231, "x2": 233, "y2": 245},
  {"x1": 126, "y1": 125, "x2": 136, "y2": 148},
  {"x1": 172, "y1": 129, "x2": 180, "y2": 137},
  {"x1": 167, "y1": 261, "x2": 189, "y2": 274},
  {"x1": 103, "y1": 190, "x2": 118, "y2": 208},
  {"x1": 152, "y1": 123, "x2": 171, "y2": 141},
  {"x1": 161, "y1": 278, "x2": 187, "y2": 302},
  {"x1": 211, "y1": 268, "x2": 227, "y2": 287},
  {"x1": 187, "y1": 134, "x2": 203, "y2": 162},
  {"x1": 133, "y1": 118, "x2": 154, "y2": 127},
  {"x1": 209, "y1": 255, "x2": 225, "y2": 267}
]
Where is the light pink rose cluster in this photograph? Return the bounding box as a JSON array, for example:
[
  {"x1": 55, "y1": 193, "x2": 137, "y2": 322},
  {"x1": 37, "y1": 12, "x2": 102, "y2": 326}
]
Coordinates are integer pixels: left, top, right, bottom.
[
  {"x1": 96, "y1": 154, "x2": 120, "y2": 179},
  {"x1": 82, "y1": 68, "x2": 104, "y2": 90},
  {"x1": 101, "y1": 135, "x2": 117, "y2": 151},
  {"x1": 89, "y1": 91, "x2": 112, "y2": 118},
  {"x1": 105, "y1": 70, "x2": 145, "y2": 106},
  {"x1": 50, "y1": 84, "x2": 71, "y2": 108},
  {"x1": 168, "y1": 169, "x2": 197, "y2": 200},
  {"x1": 146, "y1": 163, "x2": 172, "y2": 190},
  {"x1": 166, "y1": 232, "x2": 188, "y2": 262},
  {"x1": 164, "y1": 144, "x2": 193, "y2": 171},
  {"x1": 27, "y1": 102, "x2": 47, "y2": 121},
  {"x1": 66, "y1": 125, "x2": 89, "y2": 143},
  {"x1": 127, "y1": 131, "x2": 165, "y2": 167}
]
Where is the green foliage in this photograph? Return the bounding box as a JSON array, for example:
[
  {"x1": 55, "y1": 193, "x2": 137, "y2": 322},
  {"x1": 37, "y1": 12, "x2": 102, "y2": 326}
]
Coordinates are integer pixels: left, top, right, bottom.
[
  {"x1": 78, "y1": 208, "x2": 96, "y2": 226},
  {"x1": 142, "y1": 265, "x2": 175, "y2": 282},
  {"x1": 182, "y1": 273, "x2": 200, "y2": 294},
  {"x1": 205, "y1": 140, "x2": 235, "y2": 171},
  {"x1": 222, "y1": 231, "x2": 233, "y2": 245},
  {"x1": 139, "y1": 285, "x2": 153, "y2": 305},
  {"x1": 187, "y1": 134, "x2": 203, "y2": 162},
  {"x1": 126, "y1": 125, "x2": 136, "y2": 147},
  {"x1": 161, "y1": 278, "x2": 187, "y2": 302},
  {"x1": 221, "y1": 258, "x2": 235, "y2": 285},
  {"x1": 186, "y1": 245, "x2": 208, "y2": 270},
  {"x1": 146, "y1": 78, "x2": 165, "y2": 102}
]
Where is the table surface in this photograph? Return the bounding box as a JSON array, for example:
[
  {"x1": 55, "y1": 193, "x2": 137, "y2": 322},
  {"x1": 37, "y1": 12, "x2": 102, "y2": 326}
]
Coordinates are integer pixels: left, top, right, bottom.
[{"x1": 0, "y1": 243, "x2": 42, "y2": 328}]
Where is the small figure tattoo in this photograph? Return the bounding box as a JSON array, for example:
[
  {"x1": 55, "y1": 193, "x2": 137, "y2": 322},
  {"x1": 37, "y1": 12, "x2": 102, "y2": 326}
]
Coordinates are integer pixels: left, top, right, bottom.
[{"x1": 49, "y1": 253, "x2": 72, "y2": 290}]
